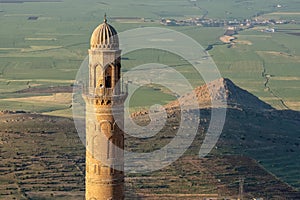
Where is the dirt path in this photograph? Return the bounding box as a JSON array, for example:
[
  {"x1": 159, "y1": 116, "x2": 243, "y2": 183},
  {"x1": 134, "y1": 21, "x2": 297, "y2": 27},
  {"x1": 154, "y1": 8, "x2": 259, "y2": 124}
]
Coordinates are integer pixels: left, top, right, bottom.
[{"x1": 261, "y1": 61, "x2": 290, "y2": 110}]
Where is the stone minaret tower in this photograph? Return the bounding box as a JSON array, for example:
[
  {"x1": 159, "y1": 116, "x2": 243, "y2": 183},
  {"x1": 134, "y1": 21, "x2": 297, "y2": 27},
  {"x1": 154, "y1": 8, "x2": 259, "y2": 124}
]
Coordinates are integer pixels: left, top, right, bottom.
[{"x1": 84, "y1": 15, "x2": 126, "y2": 200}]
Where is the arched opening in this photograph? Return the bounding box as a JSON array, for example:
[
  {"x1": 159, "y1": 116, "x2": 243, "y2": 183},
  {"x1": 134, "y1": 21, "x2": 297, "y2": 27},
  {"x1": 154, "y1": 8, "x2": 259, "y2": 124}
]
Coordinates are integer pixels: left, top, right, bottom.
[
  {"x1": 107, "y1": 138, "x2": 115, "y2": 159},
  {"x1": 105, "y1": 65, "x2": 112, "y2": 88},
  {"x1": 95, "y1": 64, "x2": 103, "y2": 89}
]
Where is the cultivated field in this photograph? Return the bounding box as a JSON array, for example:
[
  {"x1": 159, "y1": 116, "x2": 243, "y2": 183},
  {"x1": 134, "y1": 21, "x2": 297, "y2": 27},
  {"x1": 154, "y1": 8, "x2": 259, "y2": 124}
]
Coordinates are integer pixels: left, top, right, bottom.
[
  {"x1": 0, "y1": 0, "x2": 300, "y2": 197},
  {"x1": 1, "y1": 0, "x2": 300, "y2": 112}
]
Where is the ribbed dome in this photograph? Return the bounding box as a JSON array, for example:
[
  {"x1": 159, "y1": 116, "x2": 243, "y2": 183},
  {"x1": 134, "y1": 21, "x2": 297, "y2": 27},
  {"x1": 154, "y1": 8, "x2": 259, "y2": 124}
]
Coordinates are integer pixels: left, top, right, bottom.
[{"x1": 90, "y1": 16, "x2": 119, "y2": 49}]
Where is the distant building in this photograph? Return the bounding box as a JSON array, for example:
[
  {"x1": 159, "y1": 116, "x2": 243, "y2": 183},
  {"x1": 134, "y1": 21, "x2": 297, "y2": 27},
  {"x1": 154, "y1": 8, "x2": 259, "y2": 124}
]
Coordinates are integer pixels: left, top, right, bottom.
[
  {"x1": 161, "y1": 18, "x2": 178, "y2": 26},
  {"x1": 228, "y1": 19, "x2": 240, "y2": 26},
  {"x1": 263, "y1": 28, "x2": 275, "y2": 33}
]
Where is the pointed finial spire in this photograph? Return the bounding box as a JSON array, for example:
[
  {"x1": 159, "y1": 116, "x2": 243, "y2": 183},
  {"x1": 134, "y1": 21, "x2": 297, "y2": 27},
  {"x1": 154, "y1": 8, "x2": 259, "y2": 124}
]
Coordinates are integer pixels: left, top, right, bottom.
[{"x1": 104, "y1": 13, "x2": 107, "y2": 23}]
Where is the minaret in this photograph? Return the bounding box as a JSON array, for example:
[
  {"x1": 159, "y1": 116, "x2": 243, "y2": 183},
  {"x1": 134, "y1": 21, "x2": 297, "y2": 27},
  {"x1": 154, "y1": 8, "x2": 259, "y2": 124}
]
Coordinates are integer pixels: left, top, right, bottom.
[{"x1": 84, "y1": 15, "x2": 126, "y2": 200}]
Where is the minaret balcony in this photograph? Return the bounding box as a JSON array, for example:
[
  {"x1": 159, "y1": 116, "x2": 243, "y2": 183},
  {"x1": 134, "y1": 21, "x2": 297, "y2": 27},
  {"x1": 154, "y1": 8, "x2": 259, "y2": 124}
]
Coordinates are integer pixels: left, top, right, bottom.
[{"x1": 84, "y1": 85, "x2": 128, "y2": 99}]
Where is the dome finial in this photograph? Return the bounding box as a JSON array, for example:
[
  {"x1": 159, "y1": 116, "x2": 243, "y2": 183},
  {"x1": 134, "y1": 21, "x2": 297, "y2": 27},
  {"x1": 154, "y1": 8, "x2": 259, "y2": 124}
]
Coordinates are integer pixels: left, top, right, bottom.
[
  {"x1": 91, "y1": 14, "x2": 119, "y2": 49},
  {"x1": 104, "y1": 13, "x2": 107, "y2": 23}
]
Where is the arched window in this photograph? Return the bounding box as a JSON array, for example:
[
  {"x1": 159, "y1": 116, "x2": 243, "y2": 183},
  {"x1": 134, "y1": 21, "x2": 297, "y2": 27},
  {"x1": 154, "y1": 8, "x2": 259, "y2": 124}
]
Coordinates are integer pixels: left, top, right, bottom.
[
  {"x1": 105, "y1": 66, "x2": 112, "y2": 88},
  {"x1": 95, "y1": 64, "x2": 102, "y2": 88},
  {"x1": 107, "y1": 139, "x2": 115, "y2": 159}
]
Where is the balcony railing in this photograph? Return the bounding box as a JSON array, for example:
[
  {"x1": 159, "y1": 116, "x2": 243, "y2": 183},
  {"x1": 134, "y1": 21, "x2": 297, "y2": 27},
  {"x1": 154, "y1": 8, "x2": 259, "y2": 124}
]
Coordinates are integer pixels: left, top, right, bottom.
[{"x1": 82, "y1": 84, "x2": 128, "y2": 98}]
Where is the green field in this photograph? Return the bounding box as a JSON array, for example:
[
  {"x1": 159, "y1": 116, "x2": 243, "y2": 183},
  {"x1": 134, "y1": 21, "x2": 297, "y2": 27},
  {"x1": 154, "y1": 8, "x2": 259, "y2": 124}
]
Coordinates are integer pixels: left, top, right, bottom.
[
  {"x1": 1, "y1": 0, "x2": 299, "y2": 113},
  {"x1": 0, "y1": 0, "x2": 300, "y2": 197}
]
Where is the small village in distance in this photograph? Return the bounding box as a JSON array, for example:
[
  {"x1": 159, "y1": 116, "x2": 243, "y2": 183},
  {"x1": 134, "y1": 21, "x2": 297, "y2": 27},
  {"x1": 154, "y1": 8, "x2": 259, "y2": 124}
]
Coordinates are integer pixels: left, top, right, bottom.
[{"x1": 160, "y1": 3, "x2": 296, "y2": 35}]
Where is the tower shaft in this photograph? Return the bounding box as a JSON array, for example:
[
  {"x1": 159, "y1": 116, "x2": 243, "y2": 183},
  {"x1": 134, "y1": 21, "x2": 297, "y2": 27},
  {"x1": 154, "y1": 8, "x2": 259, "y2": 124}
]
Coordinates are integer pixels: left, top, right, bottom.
[
  {"x1": 85, "y1": 96, "x2": 125, "y2": 200},
  {"x1": 84, "y1": 17, "x2": 126, "y2": 200}
]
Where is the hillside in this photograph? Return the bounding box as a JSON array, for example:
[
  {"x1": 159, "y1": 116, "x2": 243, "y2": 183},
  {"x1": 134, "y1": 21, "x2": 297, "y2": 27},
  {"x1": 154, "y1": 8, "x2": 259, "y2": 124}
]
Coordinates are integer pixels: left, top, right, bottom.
[
  {"x1": 0, "y1": 113, "x2": 299, "y2": 199},
  {"x1": 0, "y1": 78, "x2": 299, "y2": 199},
  {"x1": 166, "y1": 78, "x2": 273, "y2": 110},
  {"x1": 130, "y1": 78, "x2": 300, "y2": 192}
]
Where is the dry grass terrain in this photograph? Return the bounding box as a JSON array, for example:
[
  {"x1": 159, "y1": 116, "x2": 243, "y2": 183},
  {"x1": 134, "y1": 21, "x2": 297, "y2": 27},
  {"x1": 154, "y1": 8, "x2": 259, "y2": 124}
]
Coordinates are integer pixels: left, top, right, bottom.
[
  {"x1": 0, "y1": 110, "x2": 299, "y2": 199},
  {"x1": 1, "y1": 79, "x2": 299, "y2": 199}
]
